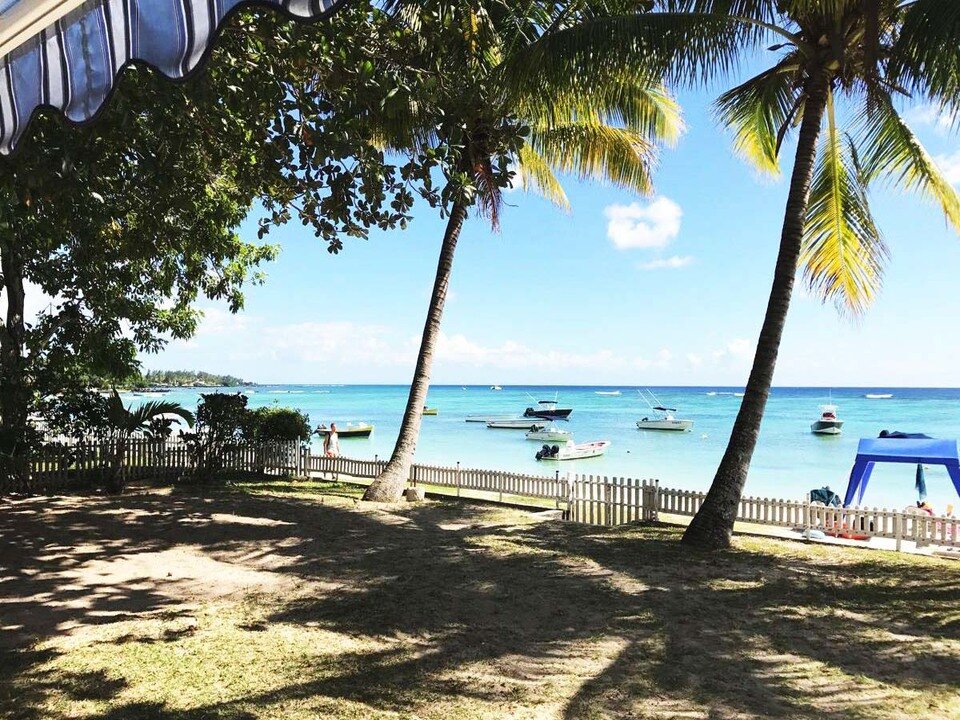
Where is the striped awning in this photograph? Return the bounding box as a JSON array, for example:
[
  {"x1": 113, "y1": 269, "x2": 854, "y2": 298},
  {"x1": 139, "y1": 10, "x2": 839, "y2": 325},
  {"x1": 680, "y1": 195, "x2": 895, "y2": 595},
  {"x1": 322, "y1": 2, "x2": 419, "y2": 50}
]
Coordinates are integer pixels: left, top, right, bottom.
[{"x1": 0, "y1": 0, "x2": 343, "y2": 153}]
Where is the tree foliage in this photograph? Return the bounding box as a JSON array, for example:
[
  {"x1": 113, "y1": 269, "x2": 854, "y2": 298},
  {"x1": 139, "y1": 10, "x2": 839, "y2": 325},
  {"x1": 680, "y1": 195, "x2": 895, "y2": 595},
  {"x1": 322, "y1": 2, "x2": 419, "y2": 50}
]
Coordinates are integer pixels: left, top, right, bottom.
[{"x1": 0, "y1": 5, "x2": 439, "y2": 476}]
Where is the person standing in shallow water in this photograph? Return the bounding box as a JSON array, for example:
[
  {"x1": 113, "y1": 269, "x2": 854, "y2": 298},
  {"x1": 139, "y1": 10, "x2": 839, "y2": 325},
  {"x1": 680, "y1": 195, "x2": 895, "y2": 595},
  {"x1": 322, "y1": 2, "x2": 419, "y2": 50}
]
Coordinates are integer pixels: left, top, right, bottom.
[{"x1": 323, "y1": 423, "x2": 340, "y2": 458}]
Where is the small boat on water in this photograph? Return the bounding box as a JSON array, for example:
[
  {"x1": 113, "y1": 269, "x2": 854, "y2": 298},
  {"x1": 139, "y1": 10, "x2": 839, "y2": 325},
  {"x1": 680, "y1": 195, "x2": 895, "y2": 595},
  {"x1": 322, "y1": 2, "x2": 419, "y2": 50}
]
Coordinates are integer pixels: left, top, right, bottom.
[
  {"x1": 595, "y1": 390, "x2": 621, "y2": 396},
  {"x1": 636, "y1": 389, "x2": 693, "y2": 431},
  {"x1": 526, "y1": 426, "x2": 572, "y2": 442},
  {"x1": 316, "y1": 423, "x2": 374, "y2": 438},
  {"x1": 523, "y1": 399, "x2": 573, "y2": 420},
  {"x1": 810, "y1": 405, "x2": 843, "y2": 435},
  {"x1": 536, "y1": 440, "x2": 610, "y2": 461},
  {"x1": 865, "y1": 393, "x2": 893, "y2": 399},
  {"x1": 491, "y1": 385, "x2": 503, "y2": 391},
  {"x1": 487, "y1": 419, "x2": 545, "y2": 430},
  {"x1": 422, "y1": 406, "x2": 438, "y2": 415},
  {"x1": 465, "y1": 414, "x2": 517, "y2": 423}
]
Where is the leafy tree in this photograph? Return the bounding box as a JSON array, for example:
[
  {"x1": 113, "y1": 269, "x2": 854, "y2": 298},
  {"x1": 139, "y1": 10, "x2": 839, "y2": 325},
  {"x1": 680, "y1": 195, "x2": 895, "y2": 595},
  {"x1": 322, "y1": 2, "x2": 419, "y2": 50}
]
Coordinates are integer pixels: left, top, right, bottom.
[
  {"x1": 362, "y1": 0, "x2": 682, "y2": 501},
  {"x1": 538, "y1": 0, "x2": 960, "y2": 547},
  {"x1": 0, "y1": 5, "x2": 432, "y2": 482}
]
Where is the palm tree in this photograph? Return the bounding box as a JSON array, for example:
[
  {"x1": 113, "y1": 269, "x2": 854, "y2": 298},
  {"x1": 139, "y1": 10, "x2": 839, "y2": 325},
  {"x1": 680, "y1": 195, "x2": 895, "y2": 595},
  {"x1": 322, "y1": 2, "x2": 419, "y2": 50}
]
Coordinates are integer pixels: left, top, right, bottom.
[
  {"x1": 361, "y1": 0, "x2": 683, "y2": 502},
  {"x1": 102, "y1": 390, "x2": 195, "y2": 492},
  {"x1": 533, "y1": 0, "x2": 960, "y2": 547}
]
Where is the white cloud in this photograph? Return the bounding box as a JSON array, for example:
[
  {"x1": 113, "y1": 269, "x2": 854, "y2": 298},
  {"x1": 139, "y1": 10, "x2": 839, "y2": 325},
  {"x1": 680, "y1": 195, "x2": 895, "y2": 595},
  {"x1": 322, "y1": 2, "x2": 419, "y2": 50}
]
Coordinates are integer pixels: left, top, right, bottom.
[
  {"x1": 936, "y1": 150, "x2": 960, "y2": 186},
  {"x1": 905, "y1": 104, "x2": 958, "y2": 132},
  {"x1": 712, "y1": 338, "x2": 753, "y2": 363},
  {"x1": 435, "y1": 333, "x2": 630, "y2": 372},
  {"x1": 605, "y1": 197, "x2": 682, "y2": 250},
  {"x1": 637, "y1": 255, "x2": 694, "y2": 271},
  {"x1": 686, "y1": 353, "x2": 703, "y2": 368}
]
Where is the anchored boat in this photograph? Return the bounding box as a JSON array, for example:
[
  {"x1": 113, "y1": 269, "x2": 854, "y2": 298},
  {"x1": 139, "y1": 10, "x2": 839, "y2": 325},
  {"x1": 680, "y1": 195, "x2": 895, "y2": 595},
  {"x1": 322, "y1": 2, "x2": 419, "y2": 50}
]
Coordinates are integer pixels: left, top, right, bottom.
[
  {"x1": 422, "y1": 406, "x2": 438, "y2": 416},
  {"x1": 316, "y1": 423, "x2": 374, "y2": 438},
  {"x1": 523, "y1": 398, "x2": 573, "y2": 420},
  {"x1": 635, "y1": 389, "x2": 693, "y2": 431},
  {"x1": 465, "y1": 414, "x2": 517, "y2": 423},
  {"x1": 811, "y1": 405, "x2": 843, "y2": 435},
  {"x1": 535, "y1": 440, "x2": 610, "y2": 461},
  {"x1": 526, "y1": 426, "x2": 572, "y2": 442},
  {"x1": 487, "y1": 419, "x2": 545, "y2": 430}
]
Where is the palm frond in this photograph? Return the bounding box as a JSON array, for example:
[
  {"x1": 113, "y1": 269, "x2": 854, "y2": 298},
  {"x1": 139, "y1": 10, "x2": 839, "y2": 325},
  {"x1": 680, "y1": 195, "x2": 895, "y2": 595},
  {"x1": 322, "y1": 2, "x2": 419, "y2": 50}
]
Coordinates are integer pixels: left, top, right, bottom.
[
  {"x1": 856, "y1": 91, "x2": 960, "y2": 231},
  {"x1": 515, "y1": 144, "x2": 570, "y2": 209},
  {"x1": 802, "y1": 91, "x2": 888, "y2": 316},
  {"x1": 529, "y1": 122, "x2": 657, "y2": 195},
  {"x1": 889, "y1": 0, "x2": 960, "y2": 114},
  {"x1": 501, "y1": 12, "x2": 762, "y2": 96},
  {"x1": 512, "y1": 74, "x2": 683, "y2": 147},
  {"x1": 715, "y1": 56, "x2": 803, "y2": 175}
]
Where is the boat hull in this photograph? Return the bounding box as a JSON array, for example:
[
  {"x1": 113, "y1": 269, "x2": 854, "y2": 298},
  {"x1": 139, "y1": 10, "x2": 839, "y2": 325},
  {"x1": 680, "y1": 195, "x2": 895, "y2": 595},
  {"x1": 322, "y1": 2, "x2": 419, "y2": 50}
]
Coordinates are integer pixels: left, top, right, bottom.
[
  {"x1": 636, "y1": 419, "x2": 693, "y2": 432},
  {"x1": 465, "y1": 415, "x2": 516, "y2": 423},
  {"x1": 526, "y1": 430, "x2": 571, "y2": 442},
  {"x1": 810, "y1": 420, "x2": 843, "y2": 435},
  {"x1": 317, "y1": 425, "x2": 373, "y2": 438},
  {"x1": 487, "y1": 420, "x2": 545, "y2": 430},
  {"x1": 524, "y1": 407, "x2": 573, "y2": 420},
  {"x1": 536, "y1": 440, "x2": 610, "y2": 461}
]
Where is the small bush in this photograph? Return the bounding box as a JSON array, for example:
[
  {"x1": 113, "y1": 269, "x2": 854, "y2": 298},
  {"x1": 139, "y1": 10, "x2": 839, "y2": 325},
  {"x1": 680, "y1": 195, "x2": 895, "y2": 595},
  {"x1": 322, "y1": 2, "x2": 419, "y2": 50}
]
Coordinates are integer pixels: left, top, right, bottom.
[{"x1": 243, "y1": 407, "x2": 311, "y2": 444}]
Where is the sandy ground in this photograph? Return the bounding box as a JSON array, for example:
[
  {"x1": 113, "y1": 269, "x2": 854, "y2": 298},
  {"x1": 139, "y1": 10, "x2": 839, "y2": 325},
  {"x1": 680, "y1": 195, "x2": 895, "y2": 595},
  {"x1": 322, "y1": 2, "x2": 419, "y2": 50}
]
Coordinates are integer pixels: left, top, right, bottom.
[{"x1": 1, "y1": 483, "x2": 959, "y2": 720}]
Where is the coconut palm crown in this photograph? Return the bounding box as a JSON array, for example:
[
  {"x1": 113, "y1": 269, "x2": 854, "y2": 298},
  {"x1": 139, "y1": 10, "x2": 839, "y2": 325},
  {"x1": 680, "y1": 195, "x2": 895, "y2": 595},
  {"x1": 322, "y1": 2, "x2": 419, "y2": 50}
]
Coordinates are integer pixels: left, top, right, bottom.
[
  {"x1": 530, "y1": 0, "x2": 960, "y2": 546},
  {"x1": 362, "y1": 0, "x2": 684, "y2": 501}
]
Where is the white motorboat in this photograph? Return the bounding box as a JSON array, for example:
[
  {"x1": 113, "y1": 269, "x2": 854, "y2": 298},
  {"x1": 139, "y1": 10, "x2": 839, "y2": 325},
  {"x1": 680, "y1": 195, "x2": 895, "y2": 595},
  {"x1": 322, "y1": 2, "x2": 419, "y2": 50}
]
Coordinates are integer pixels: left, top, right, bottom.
[
  {"x1": 536, "y1": 440, "x2": 610, "y2": 461},
  {"x1": 595, "y1": 390, "x2": 621, "y2": 396},
  {"x1": 637, "y1": 416, "x2": 694, "y2": 431},
  {"x1": 865, "y1": 393, "x2": 893, "y2": 399},
  {"x1": 490, "y1": 385, "x2": 503, "y2": 391},
  {"x1": 811, "y1": 404, "x2": 843, "y2": 435},
  {"x1": 487, "y1": 419, "x2": 545, "y2": 430},
  {"x1": 526, "y1": 426, "x2": 572, "y2": 442},
  {"x1": 636, "y1": 389, "x2": 693, "y2": 431},
  {"x1": 465, "y1": 414, "x2": 517, "y2": 423}
]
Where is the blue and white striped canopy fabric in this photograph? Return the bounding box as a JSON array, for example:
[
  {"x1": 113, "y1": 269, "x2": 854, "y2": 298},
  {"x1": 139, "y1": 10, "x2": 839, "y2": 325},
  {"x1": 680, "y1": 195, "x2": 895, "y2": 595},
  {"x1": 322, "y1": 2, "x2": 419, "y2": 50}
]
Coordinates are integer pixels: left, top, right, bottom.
[{"x1": 0, "y1": 0, "x2": 342, "y2": 153}]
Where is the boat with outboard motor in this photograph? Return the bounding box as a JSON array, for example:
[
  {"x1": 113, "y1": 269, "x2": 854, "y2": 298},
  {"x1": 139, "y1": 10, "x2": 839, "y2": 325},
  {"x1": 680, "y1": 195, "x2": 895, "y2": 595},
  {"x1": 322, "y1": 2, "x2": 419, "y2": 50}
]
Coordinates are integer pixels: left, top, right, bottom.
[
  {"x1": 535, "y1": 440, "x2": 610, "y2": 461},
  {"x1": 526, "y1": 426, "x2": 572, "y2": 442},
  {"x1": 810, "y1": 404, "x2": 843, "y2": 435},
  {"x1": 523, "y1": 398, "x2": 573, "y2": 420}
]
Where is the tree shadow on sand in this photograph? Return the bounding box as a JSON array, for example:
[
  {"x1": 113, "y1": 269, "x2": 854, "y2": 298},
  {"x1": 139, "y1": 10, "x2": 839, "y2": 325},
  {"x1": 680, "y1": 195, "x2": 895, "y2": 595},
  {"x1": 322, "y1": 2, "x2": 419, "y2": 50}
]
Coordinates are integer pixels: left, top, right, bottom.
[{"x1": 2, "y1": 486, "x2": 958, "y2": 719}]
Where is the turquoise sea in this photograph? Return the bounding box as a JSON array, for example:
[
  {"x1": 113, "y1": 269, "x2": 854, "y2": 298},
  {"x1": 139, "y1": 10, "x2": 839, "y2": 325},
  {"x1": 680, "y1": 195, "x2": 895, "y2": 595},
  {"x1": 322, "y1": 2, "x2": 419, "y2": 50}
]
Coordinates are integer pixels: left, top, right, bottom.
[{"x1": 138, "y1": 385, "x2": 960, "y2": 512}]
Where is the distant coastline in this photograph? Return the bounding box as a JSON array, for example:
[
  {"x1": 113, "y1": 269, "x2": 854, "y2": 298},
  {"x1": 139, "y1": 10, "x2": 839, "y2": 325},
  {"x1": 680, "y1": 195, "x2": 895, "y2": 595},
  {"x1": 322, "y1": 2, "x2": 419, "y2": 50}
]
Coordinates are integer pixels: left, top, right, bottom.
[{"x1": 111, "y1": 369, "x2": 255, "y2": 389}]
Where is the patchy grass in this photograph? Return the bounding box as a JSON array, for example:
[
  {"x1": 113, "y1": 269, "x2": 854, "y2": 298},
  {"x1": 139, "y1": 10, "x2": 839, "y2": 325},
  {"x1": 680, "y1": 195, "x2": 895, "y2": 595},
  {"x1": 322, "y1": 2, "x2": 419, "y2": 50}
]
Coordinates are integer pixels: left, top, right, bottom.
[{"x1": 1, "y1": 480, "x2": 958, "y2": 720}]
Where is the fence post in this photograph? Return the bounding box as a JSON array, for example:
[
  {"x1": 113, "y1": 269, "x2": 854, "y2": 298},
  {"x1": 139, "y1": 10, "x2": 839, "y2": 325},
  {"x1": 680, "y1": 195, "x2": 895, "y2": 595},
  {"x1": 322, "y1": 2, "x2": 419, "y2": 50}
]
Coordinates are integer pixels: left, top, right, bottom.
[
  {"x1": 554, "y1": 470, "x2": 560, "y2": 509},
  {"x1": 456, "y1": 461, "x2": 461, "y2": 497},
  {"x1": 894, "y1": 511, "x2": 902, "y2": 552}
]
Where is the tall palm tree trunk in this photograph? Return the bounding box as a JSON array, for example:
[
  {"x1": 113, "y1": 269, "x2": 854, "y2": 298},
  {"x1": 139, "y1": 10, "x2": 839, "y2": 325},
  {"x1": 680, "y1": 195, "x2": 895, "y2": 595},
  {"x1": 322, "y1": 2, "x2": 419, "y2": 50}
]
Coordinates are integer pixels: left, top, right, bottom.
[
  {"x1": 362, "y1": 201, "x2": 468, "y2": 502},
  {"x1": 682, "y1": 75, "x2": 830, "y2": 550}
]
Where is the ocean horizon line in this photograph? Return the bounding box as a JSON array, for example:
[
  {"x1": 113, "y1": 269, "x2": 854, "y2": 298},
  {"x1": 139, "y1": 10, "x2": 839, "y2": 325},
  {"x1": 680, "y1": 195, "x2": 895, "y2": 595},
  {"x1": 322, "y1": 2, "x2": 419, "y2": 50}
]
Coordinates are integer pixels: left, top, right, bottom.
[{"x1": 200, "y1": 383, "x2": 960, "y2": 391}]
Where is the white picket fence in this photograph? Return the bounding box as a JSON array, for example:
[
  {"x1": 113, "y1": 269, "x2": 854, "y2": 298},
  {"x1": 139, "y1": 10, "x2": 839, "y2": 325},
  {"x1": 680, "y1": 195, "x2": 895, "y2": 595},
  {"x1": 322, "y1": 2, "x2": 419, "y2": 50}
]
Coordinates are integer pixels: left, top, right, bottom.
[
  {"x1": 304, "y1": 453, "x2": 960, "y2": 552},
  {"x1": 9, "y1": 437, "x2": 302, "y2": 492}
]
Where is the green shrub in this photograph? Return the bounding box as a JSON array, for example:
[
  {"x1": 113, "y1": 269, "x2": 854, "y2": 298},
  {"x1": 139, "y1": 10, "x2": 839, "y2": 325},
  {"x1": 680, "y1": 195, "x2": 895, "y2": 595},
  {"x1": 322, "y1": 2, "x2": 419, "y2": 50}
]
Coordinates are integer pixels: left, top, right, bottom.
[{"x1": 243, "y1": 407, "x2": 310, "y2": 444}]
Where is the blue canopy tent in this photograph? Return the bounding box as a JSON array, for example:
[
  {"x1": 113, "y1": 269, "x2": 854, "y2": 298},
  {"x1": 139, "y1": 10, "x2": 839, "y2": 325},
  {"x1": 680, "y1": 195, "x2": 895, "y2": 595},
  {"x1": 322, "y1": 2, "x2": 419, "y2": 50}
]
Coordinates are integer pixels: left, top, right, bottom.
[
  {"x1": 0, "y1": 0, "x2": 345, "y2": 154},
  {"x1": 843, "y1": 438, "x2": 960, "y2": 507}
]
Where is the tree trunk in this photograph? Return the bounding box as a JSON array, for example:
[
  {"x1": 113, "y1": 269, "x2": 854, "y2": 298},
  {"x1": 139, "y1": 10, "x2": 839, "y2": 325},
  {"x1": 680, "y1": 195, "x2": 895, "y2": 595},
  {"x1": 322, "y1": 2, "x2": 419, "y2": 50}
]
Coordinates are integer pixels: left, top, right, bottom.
[
  {"x1": 681, "y1": 75, "x2": 830, "y2": 550},
  {"x1": 363, "y1": 201, "x2": 468, "y2": 502},
  {"x1": 0, "y1": 240, "x2": 30, "y2": 491}
]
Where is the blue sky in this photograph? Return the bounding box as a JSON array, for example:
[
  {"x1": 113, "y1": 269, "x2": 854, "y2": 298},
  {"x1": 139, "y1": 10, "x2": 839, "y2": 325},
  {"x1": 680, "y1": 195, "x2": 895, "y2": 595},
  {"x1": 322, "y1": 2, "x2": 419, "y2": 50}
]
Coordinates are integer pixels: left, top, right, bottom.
[{"x1": 151, "y1": 88, "x2": 960, "y2": 387}]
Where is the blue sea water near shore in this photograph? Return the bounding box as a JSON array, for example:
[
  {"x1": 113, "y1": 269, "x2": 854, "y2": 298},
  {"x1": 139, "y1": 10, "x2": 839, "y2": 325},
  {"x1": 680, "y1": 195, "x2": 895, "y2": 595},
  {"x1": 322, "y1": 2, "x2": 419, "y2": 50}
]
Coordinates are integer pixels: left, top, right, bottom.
[{"x1": 141, "y1": 385, "x2": 960, "y2": 512}]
